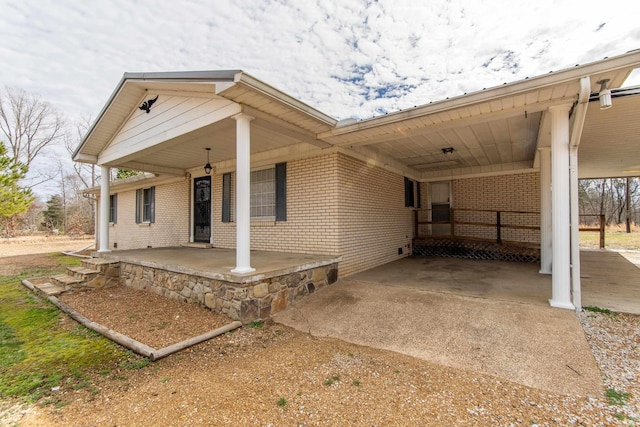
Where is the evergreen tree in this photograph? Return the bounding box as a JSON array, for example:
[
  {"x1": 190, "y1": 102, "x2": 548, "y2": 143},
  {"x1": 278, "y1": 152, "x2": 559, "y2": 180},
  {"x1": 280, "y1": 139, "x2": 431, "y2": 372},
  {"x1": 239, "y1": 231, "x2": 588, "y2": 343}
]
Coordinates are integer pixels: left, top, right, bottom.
[
  {"x1": 0, "y1": 142, "x2": 33, "y2": 218},
  {"x1": 42, "y1": 194, "x2": 64, "y2": 231}
]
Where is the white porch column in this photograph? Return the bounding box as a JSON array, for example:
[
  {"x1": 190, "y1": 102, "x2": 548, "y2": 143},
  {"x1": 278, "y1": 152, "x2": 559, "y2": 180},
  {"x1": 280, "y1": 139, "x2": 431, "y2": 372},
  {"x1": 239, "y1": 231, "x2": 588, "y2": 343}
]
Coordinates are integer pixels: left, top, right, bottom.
[
  {"x1": 570, "y1": 145, "x2": 581, "y2": 310},
  {"x1": 231, "y1": 113, "x2": 255, "y2": 274},
  {"x1": 98, "y1": 165, "x2": 111, "y2": 253},
  {"x1": 549, "y1": 104, "x2": 574, "y2": 309},
  {"x1": 539, "y1": 147, "x2": 552, "y2": 274}
]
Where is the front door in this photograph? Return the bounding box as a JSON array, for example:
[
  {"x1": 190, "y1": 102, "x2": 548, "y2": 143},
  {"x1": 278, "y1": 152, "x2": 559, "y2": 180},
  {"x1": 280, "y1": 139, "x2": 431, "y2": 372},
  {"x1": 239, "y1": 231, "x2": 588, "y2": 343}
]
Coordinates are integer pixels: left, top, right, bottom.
[
  {"x1": 430, "y1": 181, "x2": 451, "y2": 236},
  {"x1": 194, "y1": 176, "x2": 211, "y2": 243}
]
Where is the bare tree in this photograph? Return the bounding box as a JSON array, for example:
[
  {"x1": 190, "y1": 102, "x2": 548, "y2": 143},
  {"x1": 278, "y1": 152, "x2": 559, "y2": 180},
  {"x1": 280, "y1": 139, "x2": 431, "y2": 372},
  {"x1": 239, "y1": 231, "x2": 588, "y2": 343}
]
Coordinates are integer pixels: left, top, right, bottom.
[
  {"x1": 0, "y1": 86, "x2": 65, "y2": 169},
  {"x1": 64, "y1": 116, "x2": 97, "y2": 188}
]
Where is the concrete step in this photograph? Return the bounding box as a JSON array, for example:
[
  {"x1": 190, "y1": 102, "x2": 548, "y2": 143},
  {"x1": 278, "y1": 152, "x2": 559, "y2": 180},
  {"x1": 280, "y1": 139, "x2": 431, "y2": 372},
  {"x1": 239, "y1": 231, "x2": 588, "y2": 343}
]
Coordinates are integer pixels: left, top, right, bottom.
[
  {"x1": 181, "y1": 242, "x2": 213, "y2": 249},
  {"x1": 33, "y1": 282, "x2": 65, "y2": 296},
  {"x1": 67, "y1": 266, "x2": 100, "y2": 281},
  {"x1": 50, "y1": 274, "x2": 84, "y2": 290}
]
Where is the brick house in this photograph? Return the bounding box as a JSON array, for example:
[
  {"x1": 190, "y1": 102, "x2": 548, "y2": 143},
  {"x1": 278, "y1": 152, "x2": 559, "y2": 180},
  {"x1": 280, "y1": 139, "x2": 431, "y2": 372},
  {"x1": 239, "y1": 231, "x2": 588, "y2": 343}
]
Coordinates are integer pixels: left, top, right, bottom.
[{"x1": 74, "y1": 51, "x2": 640, "y2": 317}]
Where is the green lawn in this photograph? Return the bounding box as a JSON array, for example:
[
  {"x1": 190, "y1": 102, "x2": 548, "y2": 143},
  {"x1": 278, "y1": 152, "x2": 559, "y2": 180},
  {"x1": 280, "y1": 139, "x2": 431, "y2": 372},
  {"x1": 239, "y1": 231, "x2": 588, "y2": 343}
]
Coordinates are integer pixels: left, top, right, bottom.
[
  {"x1": 580, "y1": 230, "x2": 640, "y2": 250},
  {"x1": 0, "y1": 254, "x2": 131, "y2": 404}
]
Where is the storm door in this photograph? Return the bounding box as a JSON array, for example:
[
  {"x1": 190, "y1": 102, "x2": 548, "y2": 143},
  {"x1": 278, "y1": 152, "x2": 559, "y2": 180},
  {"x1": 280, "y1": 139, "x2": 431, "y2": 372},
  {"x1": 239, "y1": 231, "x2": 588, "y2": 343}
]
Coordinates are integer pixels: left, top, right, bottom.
[
  {"x1": 430, "y1": 181, "x2": 451, "y2": 236},
  {"x1": 194, "y1": 176, "x2": 211, "y2": 243}
]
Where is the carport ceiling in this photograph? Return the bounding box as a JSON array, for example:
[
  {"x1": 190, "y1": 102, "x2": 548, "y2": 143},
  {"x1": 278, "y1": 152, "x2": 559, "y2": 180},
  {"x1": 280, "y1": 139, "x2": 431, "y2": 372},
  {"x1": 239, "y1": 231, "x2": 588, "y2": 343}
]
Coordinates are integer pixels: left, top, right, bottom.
[
  {"x1": 354, "y1": 111, "x2": 541, "y2": 173},
  {"x1": 579, "y1": 91, "x2": 640, "y2": 178}
]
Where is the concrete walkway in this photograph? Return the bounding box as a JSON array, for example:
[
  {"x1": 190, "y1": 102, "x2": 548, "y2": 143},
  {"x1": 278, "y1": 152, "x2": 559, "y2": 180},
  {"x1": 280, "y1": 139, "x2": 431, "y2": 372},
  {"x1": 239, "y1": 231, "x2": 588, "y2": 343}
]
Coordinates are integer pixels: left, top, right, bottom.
[{"x1": 274, "y1": 258, "x2": 605, "y2": 397}]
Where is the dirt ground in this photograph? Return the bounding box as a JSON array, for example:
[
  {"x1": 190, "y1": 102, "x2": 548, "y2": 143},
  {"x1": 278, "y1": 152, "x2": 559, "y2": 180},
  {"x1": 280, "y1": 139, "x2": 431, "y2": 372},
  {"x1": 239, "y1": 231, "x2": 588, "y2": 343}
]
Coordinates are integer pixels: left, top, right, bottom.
[
  {"x1": 0, "y1": 235, "x2": 94, "y2": 258},
  {"x1": 0, "y1": 242, "x2": 636, "y2": 426}
]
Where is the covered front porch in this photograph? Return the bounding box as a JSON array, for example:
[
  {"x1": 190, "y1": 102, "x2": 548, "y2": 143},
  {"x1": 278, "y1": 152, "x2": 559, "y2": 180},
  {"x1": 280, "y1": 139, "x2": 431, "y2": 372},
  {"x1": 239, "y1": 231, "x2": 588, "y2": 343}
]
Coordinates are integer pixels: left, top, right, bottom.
[{"x1": 93, "y1": 247, "x2": 340, "y2": 322}]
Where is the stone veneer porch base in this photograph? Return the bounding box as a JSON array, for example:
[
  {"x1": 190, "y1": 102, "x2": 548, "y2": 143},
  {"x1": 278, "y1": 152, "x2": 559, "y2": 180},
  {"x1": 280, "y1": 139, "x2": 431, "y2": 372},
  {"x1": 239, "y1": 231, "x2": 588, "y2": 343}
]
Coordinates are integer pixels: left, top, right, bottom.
[{"x1": 118, "y1": 260, "x2": 339, "y2": 323}]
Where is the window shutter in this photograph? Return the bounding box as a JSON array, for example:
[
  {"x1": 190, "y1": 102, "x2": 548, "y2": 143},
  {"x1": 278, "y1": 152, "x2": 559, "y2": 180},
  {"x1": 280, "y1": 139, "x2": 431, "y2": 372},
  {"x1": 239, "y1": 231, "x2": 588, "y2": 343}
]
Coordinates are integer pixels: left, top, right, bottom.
[
  {"x1": 222, "y1": 173, "x2": 231, "y2": 222},
  {"x1": 149, "y1": 186, "x2": 155, "y2": 223},
  {"x1": 404, "y1": 177, "x2": 415, "y2": 207},
  {"x1": 113, "y1": 194, "x2": 117, "y2": 224},
  {"x1": 135, "y1": 189, "x2": 141, "y2": 224},
  {"x1": 275, "y1": 162, "x2": 287, "y2": 221},
  {"x1": 416, "y1": 182, "x2": 421, "y2": 209}
]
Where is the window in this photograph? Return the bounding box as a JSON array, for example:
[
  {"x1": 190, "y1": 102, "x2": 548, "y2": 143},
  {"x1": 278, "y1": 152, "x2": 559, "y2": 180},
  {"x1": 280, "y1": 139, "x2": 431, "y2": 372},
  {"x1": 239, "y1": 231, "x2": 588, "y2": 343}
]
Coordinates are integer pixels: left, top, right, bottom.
[
  {"x1": 135, "y1": 186, "x2": 155, "y2": 223},
  {"x1": 109, "y1": 194, "x2": 117, "y2": 224},
  {"x1": 251, "y1": 167, "x2": 276, "y2": 218},
  {"x1": 404, "y1": 177, "x2": 415, "y2": 207},
  {"x1": 222, "y1": 162, "x2": 286, "y2": 222}
]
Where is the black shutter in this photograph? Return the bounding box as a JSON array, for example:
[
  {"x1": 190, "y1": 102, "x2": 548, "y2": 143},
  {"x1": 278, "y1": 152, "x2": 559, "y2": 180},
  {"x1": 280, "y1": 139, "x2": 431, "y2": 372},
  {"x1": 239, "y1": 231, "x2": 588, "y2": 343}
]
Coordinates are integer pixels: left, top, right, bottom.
[
  {"x1": 275, "y1": 162, "x2": 287, "y2": 221},
  {"x1": 404, "y1": 177, "x2": 414, "y2": 207},
  {"x1": 149, "y1": 186, "x2": 155, "y2": 223},
  {"x1": 112, "y1": 194, "x2": 117, "y2": 224},
  {"x1": 416, "y1": 182, "x2": 421, "y2": 209},
  {"x1": 222, "y1": 173, "x2": 231, "y2": 222},
  {"x1": 135, "y1": 189, "x2": 141, "y2": 223}
]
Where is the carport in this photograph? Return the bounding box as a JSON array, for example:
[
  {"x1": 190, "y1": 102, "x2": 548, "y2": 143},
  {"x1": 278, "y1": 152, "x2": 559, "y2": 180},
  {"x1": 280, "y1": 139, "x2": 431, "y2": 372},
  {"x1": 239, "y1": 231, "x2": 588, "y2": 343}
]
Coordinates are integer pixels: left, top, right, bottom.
[
  {"x1": 273, "y1": 249, "x2": 640, "y2": 397},
  {"x1": 346, "y1": 250, "x2": 640, "y2": 314}
]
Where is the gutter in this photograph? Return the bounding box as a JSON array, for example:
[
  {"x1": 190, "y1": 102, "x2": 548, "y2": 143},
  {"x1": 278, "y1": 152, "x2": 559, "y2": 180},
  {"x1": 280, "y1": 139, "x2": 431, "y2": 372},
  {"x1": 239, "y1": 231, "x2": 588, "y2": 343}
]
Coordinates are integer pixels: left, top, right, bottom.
[{"x1": 569, "y1": 76, "x2": 591, "y2": 311}]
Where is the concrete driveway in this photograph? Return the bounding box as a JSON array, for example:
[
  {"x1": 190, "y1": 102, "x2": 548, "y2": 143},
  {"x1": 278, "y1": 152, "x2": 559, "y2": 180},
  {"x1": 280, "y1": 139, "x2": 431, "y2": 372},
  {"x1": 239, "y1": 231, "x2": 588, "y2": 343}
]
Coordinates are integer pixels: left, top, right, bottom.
[{"x1": 273, "y1": 258, "x2": 603, "y2": 397}]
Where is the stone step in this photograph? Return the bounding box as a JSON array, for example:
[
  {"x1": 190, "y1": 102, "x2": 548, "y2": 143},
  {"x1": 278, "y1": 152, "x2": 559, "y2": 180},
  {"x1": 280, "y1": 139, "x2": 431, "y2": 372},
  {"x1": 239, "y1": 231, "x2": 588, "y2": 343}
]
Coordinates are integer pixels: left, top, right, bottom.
[
  {"x1": 50, "y1": 274, "x2": 84, "y2": 290},
  {"x1": 67, "y1": 266, "x2": 100, "y2": 281},
  {"x1": 34, "y1": 282, "x2": 65, "y2": 296}
]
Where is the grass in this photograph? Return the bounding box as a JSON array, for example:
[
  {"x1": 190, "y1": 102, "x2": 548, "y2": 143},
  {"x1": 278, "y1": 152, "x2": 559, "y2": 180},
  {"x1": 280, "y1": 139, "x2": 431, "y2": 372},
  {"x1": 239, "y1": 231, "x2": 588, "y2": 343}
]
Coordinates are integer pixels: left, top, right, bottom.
[
  {"x1": 276, "y1": 397, "x2": 287, "y2": 408},
  {"x1": 579, "y1": 229, "x2": 640, "y2": 250},
  {"x1": 606, "y1": 388, "x2": 631, "y2": 406},
  {"x1": 247, "y1": 320, "x2": 264, "y2": 329},
  {"x1": 583, "y1": 305, "x2": 616, "y2": 315},
  {"x1": 118, "y1": 356, "x2": 151, "y2": 370},
  {"x1": 0, "y1": 254, "x2": 130, "y2": 402}
]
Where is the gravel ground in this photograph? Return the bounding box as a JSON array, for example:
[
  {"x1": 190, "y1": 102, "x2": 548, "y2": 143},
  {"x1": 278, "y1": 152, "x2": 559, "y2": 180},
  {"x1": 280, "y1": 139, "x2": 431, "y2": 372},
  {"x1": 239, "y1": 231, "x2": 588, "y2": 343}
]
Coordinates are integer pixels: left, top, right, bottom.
[{"x1": 3, "y1": 283, "x2": 639, "y2": 426}]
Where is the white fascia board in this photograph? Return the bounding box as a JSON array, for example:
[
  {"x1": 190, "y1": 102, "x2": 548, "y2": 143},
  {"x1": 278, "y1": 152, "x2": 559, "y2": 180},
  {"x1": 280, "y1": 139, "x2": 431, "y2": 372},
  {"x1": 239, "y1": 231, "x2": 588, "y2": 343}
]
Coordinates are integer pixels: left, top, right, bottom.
[
  {"x1": 73, "y1": 153, "x2": 98, "y2": 163},
  {"x1": 228, "y1": 72, "x2": 337, "y2": 126}
]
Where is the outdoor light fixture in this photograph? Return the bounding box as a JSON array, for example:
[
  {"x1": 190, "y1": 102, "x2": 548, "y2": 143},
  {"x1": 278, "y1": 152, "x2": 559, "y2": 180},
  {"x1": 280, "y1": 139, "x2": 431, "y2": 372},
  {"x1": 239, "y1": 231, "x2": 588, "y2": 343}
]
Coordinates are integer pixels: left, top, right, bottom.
[
  {"x1": 441, "y1": 147, "x2": 455, "y2": 154},
  {"x1": 597, "y1": 79, "x2": 612, "y2": 110},
  {"x1": 204, "y1": 148, "x2": 213, "y2": 175},
  {"x1": 139, "y1": 95, "x2": 158, "y2": 114}
]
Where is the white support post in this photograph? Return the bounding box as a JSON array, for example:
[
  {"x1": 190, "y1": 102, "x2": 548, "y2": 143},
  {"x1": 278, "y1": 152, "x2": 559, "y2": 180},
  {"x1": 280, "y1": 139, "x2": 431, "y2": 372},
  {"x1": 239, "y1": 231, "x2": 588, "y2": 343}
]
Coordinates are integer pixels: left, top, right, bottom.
[
  {"x1": 570, "y1": 145, "x2": 581, "y2": 310},
  {"x1": 231, "y1": 113, "x2": 255, "y2": 274},
  {"x1": 98, "y1": 165, "x2": 111, "y2": 253},
  {"x1": 549, "y1": 104, "x2": 574, "y2": 309},
  {"x1": 539, "y1": 147, "x2": 552, "y2": 274}
]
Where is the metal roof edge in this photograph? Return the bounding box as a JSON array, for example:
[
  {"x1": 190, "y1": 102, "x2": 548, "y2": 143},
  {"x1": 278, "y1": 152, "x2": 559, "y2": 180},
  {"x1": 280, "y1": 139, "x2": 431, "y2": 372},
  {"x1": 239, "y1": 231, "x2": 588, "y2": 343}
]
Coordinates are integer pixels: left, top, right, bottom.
[{"x1": 225, "y1": 71, "x2": 338, "y2": 127}]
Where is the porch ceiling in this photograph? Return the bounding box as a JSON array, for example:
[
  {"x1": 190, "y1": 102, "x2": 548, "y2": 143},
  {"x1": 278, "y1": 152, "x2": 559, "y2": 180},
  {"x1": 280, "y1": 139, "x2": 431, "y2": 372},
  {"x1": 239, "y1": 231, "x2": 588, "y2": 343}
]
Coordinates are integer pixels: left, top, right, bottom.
[{"x1": 115, "y1": 114, "x2": 325, "y2": 175}]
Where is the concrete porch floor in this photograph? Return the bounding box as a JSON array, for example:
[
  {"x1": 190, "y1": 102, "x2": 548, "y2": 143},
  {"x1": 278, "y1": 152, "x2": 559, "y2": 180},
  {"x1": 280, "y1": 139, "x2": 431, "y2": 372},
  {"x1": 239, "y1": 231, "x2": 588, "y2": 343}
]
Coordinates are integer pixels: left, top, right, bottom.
[
  {"x1": 345, "y1": 249, "x2": 640, "y2": 314},
  {"x1": 97, "y1": 247, "x2": 340, "y2": 284}
]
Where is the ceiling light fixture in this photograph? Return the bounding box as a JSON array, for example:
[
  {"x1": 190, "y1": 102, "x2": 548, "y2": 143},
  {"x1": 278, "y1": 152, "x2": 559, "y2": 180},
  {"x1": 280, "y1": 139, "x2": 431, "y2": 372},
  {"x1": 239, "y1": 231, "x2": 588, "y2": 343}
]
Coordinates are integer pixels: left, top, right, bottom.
[
  {"x1": 441, "y1": 147, "x2": 455, "y2": 154},
  {"x1": 597, "y1": 79, "x2": 612, "y2": 110},
  {"x1": 204, "y1": 148, "x2": 213, "y2": 175}
]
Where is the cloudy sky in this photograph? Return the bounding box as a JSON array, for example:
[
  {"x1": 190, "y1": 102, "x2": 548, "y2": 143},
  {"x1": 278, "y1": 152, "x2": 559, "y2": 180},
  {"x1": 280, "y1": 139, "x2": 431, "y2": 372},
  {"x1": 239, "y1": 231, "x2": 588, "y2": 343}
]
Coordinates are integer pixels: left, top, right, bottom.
[{"x1": 1, "y1": 0, "x2": 640, "y2": 196}]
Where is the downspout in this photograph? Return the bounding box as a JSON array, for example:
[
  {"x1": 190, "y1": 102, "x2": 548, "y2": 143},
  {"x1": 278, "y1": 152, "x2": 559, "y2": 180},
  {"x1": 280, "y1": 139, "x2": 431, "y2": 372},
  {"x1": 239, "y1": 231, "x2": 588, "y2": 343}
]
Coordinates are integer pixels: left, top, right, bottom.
[{"x1": 569, "y1": 76, "x2": 591, "y2": 311}]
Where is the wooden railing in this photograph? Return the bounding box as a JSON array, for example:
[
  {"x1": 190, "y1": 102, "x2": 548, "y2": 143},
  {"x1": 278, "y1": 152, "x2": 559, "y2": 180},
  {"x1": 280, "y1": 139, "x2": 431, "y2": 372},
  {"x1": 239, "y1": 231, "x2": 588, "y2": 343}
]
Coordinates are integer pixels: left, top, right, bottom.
[
  {"x1": 413, "y1": 208, "x2": 539, "y2": 245},
  {"x1": 578, "y1": 214, "x2": 606, "y2": 248},
  {"x1": 414, "y1": 209, "x2": 606, "y2": 248}
]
